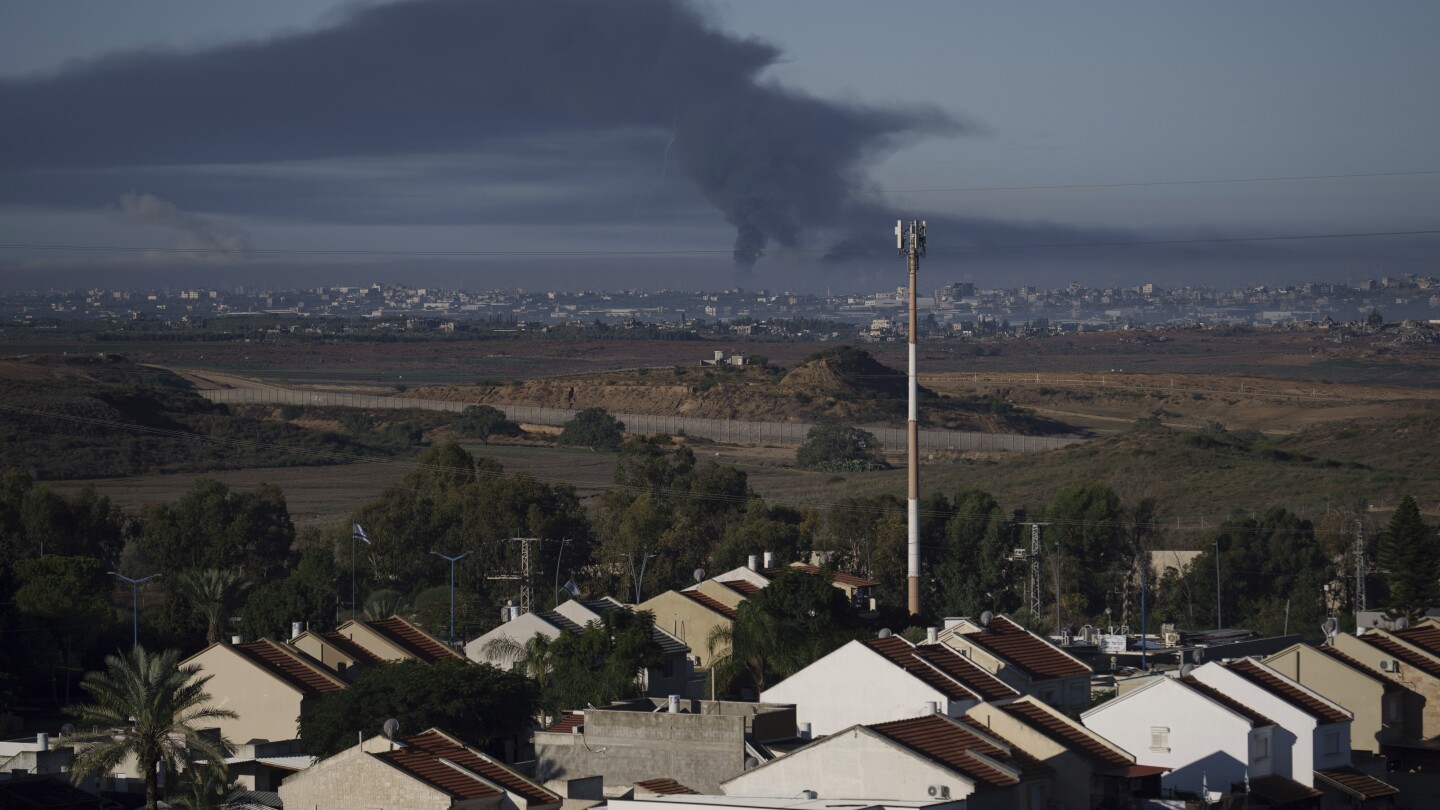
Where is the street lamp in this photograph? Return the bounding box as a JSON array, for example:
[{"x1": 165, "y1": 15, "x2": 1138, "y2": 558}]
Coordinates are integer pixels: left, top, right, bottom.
[
  {"x1": 109, "y1": 572, "x2": 160, "y2": 649},
  {"x1": 429, "y1": 551, "x2": 469, "y2": 647}
]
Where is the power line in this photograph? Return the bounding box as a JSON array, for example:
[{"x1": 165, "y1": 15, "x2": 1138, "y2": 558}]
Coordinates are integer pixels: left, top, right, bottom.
[{"x1": 2, "y1": 227, "x2": 1439, "y2": 259}]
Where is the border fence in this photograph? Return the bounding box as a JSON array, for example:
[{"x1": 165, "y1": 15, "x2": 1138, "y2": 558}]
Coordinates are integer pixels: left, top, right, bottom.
[{"x1": 199, "y1": 388, "x2": 1081, "y2": 454}]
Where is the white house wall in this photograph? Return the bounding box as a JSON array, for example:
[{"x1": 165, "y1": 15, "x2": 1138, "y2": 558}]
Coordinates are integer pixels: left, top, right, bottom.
[
  {"x1": 465, "y1": 613, "x2": 562, "y2": 668},
  {"x1": 722, "y1": 727, "x2": 976, "y2": 802},
  {"x1": 1082, "y1": 678, "x2": 1255, "y2": 797},
  {"x1": 760, "y1": 641, "x2": 963, "y2": 736}
]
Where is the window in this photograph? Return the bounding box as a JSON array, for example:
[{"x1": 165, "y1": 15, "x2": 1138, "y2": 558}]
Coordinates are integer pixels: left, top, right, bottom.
[
  {"x1": 1149, "y1": 726, "x2": 1170, "y2": 753},
  {"x1": 1386, "y1": 695, "x2": 1402, "y2": 723}
]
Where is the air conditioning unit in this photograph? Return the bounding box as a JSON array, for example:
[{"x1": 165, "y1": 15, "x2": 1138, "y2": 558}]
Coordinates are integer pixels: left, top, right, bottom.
[
  {"x1": 1380, "y1": 660, "x2": 1398, "y2": 673},
  {"x1": 1163, "y1": 632, "x2": 1181, "y2": 648},
  {"x1": 927, "y1": 785, "x2": 951, "y2": 799},
  {"x1": 1011, "y1": 548, "x2": 1027, "y2": 560}
]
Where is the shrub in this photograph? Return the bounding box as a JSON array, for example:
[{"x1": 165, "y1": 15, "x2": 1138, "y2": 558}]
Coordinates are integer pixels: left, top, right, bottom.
[
  {"x1": 279, "y1": 405, "x2": 303, "y2": 421},
  {"x1": 796, "y1": 421, "x2": 886, "y2": 471},
  {"x1": 456, "y1": 404, "x2": 520, "y2": 442},
  {"x1": 558, "y1": 407, "x2": 625, "y2": 451}
]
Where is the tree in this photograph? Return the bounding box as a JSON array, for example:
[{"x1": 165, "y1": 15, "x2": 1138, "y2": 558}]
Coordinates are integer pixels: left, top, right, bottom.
[
  {"x1": 64, "y1": 647, "x2": 236, "y2": 810},
  {"x1": 558, "y1": 408, "x2": 625, "y2": 451},
  {"x1": 708, "y1": 572, "x2": 861, "y2": 694},
  {"x1": 456, "y1": 405, "x2": 520, "y2": 442},
  {"x1": 237, "y1": 545, "x2": 339, "y2": 640},
  {"x1": 1379, "y1": 495, "x2": 1439, "y2": 622},
  {"x1": 796, "y1": 422, "x2": 886, "y2": 471},
  {"x1": 175, "y1": 569, "x2": 249, "y2": 646},
  {"x1": 13, "y1": 555, "x2": 115, "y2": 670},
  {"x1": 299, "y1": 660, "x2": 538, "y2": 758},
  {"x1": 546, "y1": 609, "x2": 664, "y2": 713}
]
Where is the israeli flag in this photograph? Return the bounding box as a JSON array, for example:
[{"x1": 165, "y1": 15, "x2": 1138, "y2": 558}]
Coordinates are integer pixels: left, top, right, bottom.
[
  {"x1": 353, "y1": 522, "x2": 371, "y2": 544},
  {"x1": 563, "y1": 579, "x2": 581, "y2": 597}
]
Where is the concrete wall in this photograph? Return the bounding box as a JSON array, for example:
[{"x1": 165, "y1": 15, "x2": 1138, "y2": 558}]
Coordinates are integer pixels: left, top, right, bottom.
[
  {"x1": 1083, "y1": 677, "x2": 1257, "y2": 797},
  {"x1": 640, "y1": 592, "x2": 730, "y2": 667},
  {"x1": 760, "y1": 641, "x2": 965, "y2": 737},
  {"x1": 280, "y1": 744, "x2": 477, "y2": 810},
  {"x1": 185, "y1": 644, "x2": 306, "y2": 745},
  {"x1": 534, "y1": 710, "x2": 748, "y2": 794},
  {"x1": 721, "y1": 727, "x2": 978, "y2": 802},
  {"x1": 1265, "y1": 644, "x2": 1397, "y2": 754},
  {"x1": 1333, "y1": 632, "x2": 1440, "y2": 739}
]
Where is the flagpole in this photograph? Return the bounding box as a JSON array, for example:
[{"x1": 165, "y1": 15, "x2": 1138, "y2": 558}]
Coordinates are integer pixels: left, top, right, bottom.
[{"x1": 351, "y1": 530, "x2": 356, "y2": 620}]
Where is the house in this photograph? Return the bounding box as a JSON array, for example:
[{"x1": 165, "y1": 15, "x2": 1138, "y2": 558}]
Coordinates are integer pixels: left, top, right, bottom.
[
  {"x1": 721, "y1": 713, "x2": 1052, "y2": 808},
  {"x1": 760, "y1": 635, "x2": 1017, "y2": 737},
  {"x1": 532, "y1": 698, "x2": 796, "y2": 794},
  {"x1": 1082, "y1": 673, "x2": 1292, "y2": 801},
  {"x1": 1187, "y1": 659, "x2": 1353, "y2": 784},
  {"x1": 937, "y1": 616, "x2": 1093, "y2": 713},
  {"x1": 1331, "y1": 629, "x2": 1440, "y2": 739},
  {"x1": 326, "y1": 616, "x2": 466, "y2": 665},
  {"x1": 467, "y1": 598, "x2": 694, "y2": 698},
  {"x1": 966, "y1": 696, "x2": 1166, "y2": 808},
  {"x1": 181, "y1": 637, "x2": 347, "y2": 745},
  {"x1": 639, "y1": 588, "x2": 738, "y2": 668},
  {"x1": 290, "y1": 627, "x2": 387, "y2": 677},
  {"x1": 280, "y1": 728, "x2": 561, "y2": 810},
  {"x1": 1264, "y1": 642, "x2": 1414, "y2": 754},
  {"x1": 713, "y1": 554, "x2": 880, "y2": 611}
]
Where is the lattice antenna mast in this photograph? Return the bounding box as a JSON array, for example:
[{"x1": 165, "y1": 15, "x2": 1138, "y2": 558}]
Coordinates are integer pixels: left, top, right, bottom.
[
  {"x1": 487, "y1": 537, "x2": 538, "y2": 615},
  {"x1": 1354, "y1": 519, "x2": 1366, "y2": 613},
  {"x1": 1020, "y1": 522, "x2": 1050, "y2": 620}
]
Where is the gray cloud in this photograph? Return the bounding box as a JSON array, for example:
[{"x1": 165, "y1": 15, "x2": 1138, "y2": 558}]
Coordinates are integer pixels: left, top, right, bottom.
[{"x1": 116, "y1": 192, "x2": 251, "y2": 257}]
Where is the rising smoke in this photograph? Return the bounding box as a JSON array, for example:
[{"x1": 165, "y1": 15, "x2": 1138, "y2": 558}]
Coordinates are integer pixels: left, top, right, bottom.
[
  {"x1": 117, "y1": 192, "x2": 252, "y2": 258},
  {"x1": 0, "y1": 0, "x2": 955, "y2": 270}
]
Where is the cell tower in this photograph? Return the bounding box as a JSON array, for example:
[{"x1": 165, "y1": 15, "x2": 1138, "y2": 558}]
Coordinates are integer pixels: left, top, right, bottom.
[
  {"x1": 1021, "y1": 522, "x2": 1049, "y2": 620},
  {"x1": 897, "y1": 219, "x2": 926, "y2": 616}
]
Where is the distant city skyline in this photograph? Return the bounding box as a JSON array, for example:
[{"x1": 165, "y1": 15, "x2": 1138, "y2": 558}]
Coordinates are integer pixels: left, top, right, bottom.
[{"x1": 2, "y1": 0, "x2": 1437, "y2": 292}]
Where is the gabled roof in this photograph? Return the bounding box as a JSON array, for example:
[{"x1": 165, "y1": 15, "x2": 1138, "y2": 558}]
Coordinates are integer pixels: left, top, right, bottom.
[
  {"x1": 952, "y1": 616, "x2": 1091, "y2": 680},
  {"x1": 542, "y1": 712, "x2": 585, "y2": 734},
  {"x1": 374, "y1": 729, "x2": 558, "y2": 806},
  {"x1": 1315, "y1": 766, "x2": 1399, "y2": 800},
  {"x1": 1177, "y1": 676, "x2": 1274, "y2": 727},
  {"x1": 861, "y1": 636, "x2": 1017, "y2": 703},
  {"x1": 680, "y1": 589, "x2": 738, "y2": 620},
  {"x1": 634, "y1": 777, "x2": 699, "y2": 795},
  {"x1": 720, "y1": 579, "x2": 761, "y2": 598},
  {"x1": 1314, "y1": 643, "x2": 1401, "y2": 687},
  {"x1": 1223, "y1": 659, "x2": 1350, "y2": 725},
  {"x1": 229, "y1": 639, "x2": 347, "y2": 697},
  {"x1": 998, "y1": 699, "x2": 1130, "y2": 769},
  {"x1": 317, "y1": 630, "x2": 385, "y2": 666},
  {"x1": 1354, "y1": 632, "x2": 1440, "y2": 680},
  {"x1": 1395, "y1": 625, "x2": 1440, "y2": 656},
  {"x1": 759, "y1": 563, "x2": 879, "y2": 588},
  {"x1": 869, "y1": 714, "x2": 1049, "y2": 789},
  {"x1": 365, "y1": 617, "x2": 465, "y2": 663}
]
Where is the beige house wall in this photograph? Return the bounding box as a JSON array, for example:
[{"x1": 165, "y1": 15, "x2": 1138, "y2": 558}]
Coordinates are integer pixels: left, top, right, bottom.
[
  {"x1": 692, "y1": 580, "x2": 746, "y2": 610},
  {"x1": 638, "y1": 591, "x2": 731, "y2": 667},
  {"x1": 967, "y1": 699, "x2": 1130, "y2": 809},
  {"x1": 1331, "y1": 632, "x2": 1440, "y2": 740},
  {"x1": 184, "y1": 644, "x2": 307, "y2": 745},
  {"x1": 1264, "y1": 644, "x2": 1398, "y2": 753},
  {"x1": 335, "y1": 622, "x2": 412, "y2": 661},
  {"x1": 280, "y1": 743, "x2": 492, "y2": 810},
  {"x1": 292, "y1": 632, "x2": 362, "y2": 673}
]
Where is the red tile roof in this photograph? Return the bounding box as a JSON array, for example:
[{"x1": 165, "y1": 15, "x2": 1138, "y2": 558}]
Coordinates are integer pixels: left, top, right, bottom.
[
  {"x1": 376, "y1": 730, "x2": 558, "y2": 806},
  {"x1": 719, "y1": 579, "x2": 761, "y2": 598},
  {"x1": 680, "y1": 590, "x2": 739, "y2": 620},
  {"x1": 869, "y1": 714, "x2": 1049, "y2": 789},
  {"x1": 1315, "y1": 766, "x2": 1399, "y2": 800},
  {"x1": 542, "y1": 712, "x2": 585, "y2": 734},
  {"x1": 1248, "y1": 774, "x2": 1322, "y2": 803},
  {"x1": 761, "y1": 564, "x2": 879, "y2": 588},
  {"x1": 318, "y1": 630, "x2": 385, "y2": 666},
  {"x1": 912, "y1": 644, "x2": 1020, "y2": 702},
  {"x1": 232, "y1": 639, "x2": 346, "y2": 697},
  {"x1": 634, "y1": 778, "x2": 699, "y2": 795},
  {"x1": 951, "y1": 716, "x2": 1054, "y2": 783},
  {"x1": 1224, "y1": 659, "x2": 1349, "y2": 725},
  {"x1": 1177, "y1": 676, "x2": 1274, "y2": 727},
  {"x1": 863, "y1": 637, "x2": 1006, "y2": 703},
  {"x1": 1395, "y1": 625, "x2": 1440, "y2": 656},
  {"x1": 998, "y1": 700, "x2": 1130, "y2": 768},
  {"x1": 366, "y1": 617, "x2": 465, "y2": 664},
  {"x1": 1355, "y1": 633, "x2": 1440, "y2": 680},
  {"x1": 956, "y1": 616, "x2": 1090, "y2": 680}
]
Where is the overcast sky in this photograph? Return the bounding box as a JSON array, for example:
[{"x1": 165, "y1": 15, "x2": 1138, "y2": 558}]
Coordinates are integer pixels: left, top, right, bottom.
[{"x1": 1, "y1": 0, "x2": 1437, "y2": 292}]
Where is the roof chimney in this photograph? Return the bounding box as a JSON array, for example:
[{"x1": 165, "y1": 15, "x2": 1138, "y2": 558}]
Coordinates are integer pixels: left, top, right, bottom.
[
  {"x1": 763, "y1": 551, "x2": 774, "y2": 569},
  {"x1": 231, "y1": 634, "x2": 243, "y2": 645},
  {"x1": 926, "y1": 627, "x2": 938, "y2": 645},
  {"x1": 291, "y1": 621, "x2": 304, "y2": 640},
  {"x1": 747, "y1": 555, "x2": 759, "y2": 571},
  {"x1": 668, "y1": 695, "x2": 682, "y2": 714}
]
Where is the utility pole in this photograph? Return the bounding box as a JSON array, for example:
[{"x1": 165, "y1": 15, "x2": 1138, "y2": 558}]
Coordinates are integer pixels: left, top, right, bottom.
[
  {"x1": 1215, "y1": 537, "x2": 1223, "y2": 630},
  {"x1": 110, "y1": 572, "x2": 160, "y2": 649},
  {"x1": 897, "y1": 219, "x2": 926, "y2": 616},
  {"x1": 1053, "y1": 542, "x2": 1061, "y2": 637},
  {"x1": 1354, "y1": 519, "x2": 1366, "y2": 613},
  {"x1": 429, "y1": 551, "x2": 469, "y2": 648}
]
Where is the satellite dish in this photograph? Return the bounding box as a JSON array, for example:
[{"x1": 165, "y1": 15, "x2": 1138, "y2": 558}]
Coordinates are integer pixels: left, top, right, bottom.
[
  {"x1": 1179, "y1": 663, "x2": 1194, "y2": 677},
  {"x1": 877, "y1": 628, "x2": 893, "y2": 638},
  {"x1": 1396, "y1": 616, "x2": 1410, "y2": 630},
  {"x1": 693, "y1": 568, "x2": 706, "y2": 583},
  {"x1": 979, "y1": 610, "x2": 994, "y2": 628},
  {"x1": 1322, "y1": 617, "x2": 1339, "y2": 638},
  {"x1": 744, "y1": 757, "x2": 760, "y2": 770},
  {"x1": 382, "y1": 718, "x2": 400, "y2": 740},
  {"x1": 60, "y1": 724, "x2": 75, "y2": 736}
]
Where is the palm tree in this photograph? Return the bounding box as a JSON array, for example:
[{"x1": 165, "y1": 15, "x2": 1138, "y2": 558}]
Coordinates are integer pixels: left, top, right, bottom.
[
  {"x1": 363, "y1": 588, "x2": 414, "y2": 621},
  {"x1": 64, "y1": 647, "x2": 236, "y2": 810},
  {"x1": 175, "y1": 568, "x2": 248, "y2": 646},
  {"x1": 164, "y1": 764, "x2": 230, "y2": 810},
  {"x1": 482, "y1": 632, "x2": 556, "y2": 684},
  {"x1": 706, "y1": 609, "x2": 781, "y2": 696}
]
